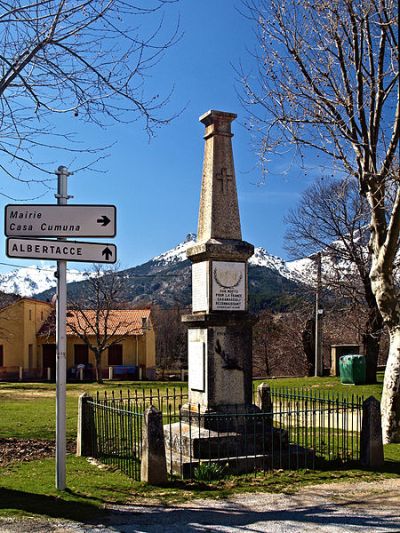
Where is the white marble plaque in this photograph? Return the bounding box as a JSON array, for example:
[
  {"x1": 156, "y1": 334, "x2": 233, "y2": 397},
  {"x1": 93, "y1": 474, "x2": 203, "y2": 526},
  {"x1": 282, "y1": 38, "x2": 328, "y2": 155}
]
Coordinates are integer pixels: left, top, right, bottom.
[
  {"x1": 188, "y1": 340, "x2": 205, "y2": 391},
  {"x1": 192, "y1": 261, "x2": 209, "y2": 312},
  {"x1": 212, "y1": 261, "x2": 246, "y2": 311}
]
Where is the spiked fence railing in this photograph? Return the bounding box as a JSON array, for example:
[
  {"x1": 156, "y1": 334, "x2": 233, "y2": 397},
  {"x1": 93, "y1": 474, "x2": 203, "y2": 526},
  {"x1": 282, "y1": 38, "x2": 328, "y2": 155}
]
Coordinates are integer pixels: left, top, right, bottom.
[{"x1": 81, "y1": 386, "x2": 363, "y2": 481}]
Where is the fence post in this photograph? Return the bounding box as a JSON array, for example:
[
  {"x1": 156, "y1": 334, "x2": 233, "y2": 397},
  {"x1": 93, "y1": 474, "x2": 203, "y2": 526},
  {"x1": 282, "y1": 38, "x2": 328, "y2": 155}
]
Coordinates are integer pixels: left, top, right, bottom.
[
  {"x1": 19, "y1": 366, "x2": 23, "y2": 381},
  {"x1": 141, "y1": 405, "x2": 167, "y2": 484},
  {"x1": 256, "y1": 382, "x2": 273, "y2": 427},
  {"x1": 360, "y1": 396, "x2": 384, "y2": 468},
  {"x1": 108, "y1": 366, "x2": 113, "y2": 380},
  {"x1": 47, "y1": 367, "x2": 51, "y2": 381},
  {"x1": 256, "y1": 383, "x2": 273, "y2": 412},
  {"x1": 76, "y1": 393, "x2": 94, "y2": 457}
]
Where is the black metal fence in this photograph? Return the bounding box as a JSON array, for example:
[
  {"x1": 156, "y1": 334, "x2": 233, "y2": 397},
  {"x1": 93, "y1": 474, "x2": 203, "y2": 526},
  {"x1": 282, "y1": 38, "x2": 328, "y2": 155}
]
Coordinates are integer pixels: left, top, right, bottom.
[
  {"x1": 268, "y1": 387, "x2": 363, "y2": 466},
  {"x1": 81, "y1": 386, "x2": 363, "y2": 481},
  {"x1": 83, "y1": 388, "x2": 187, "y2": 479}
]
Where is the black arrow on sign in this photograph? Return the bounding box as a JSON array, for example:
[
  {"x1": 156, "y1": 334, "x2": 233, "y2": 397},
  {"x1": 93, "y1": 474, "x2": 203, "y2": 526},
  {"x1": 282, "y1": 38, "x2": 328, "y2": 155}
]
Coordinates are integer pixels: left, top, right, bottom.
[
  {"x1": 97, "y1": 215, "x2": 111, "y2": 226},
  {"x1": 102, "y1": 247, "x2": 113, "y2": 260}
]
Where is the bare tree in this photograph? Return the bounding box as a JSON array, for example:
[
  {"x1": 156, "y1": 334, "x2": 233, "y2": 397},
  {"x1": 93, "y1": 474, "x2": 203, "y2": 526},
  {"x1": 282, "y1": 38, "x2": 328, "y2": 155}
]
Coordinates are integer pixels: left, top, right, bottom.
[
  {"x1": 0, "y1": 0, "x2": 179, "y2": 188},
  {"x1": 68, "y1": 266, "x2": 140, "y2": 383},
  {"x1": 152, "y1": 304, "x2": 187, "y2": 376},
  {"x1": 240, "y1": 0, "x2": 399, "y2": 442},
  {"x1": 285, "y1": 177, "x2": 384, "y2": 383},
  {"x1": 253, "y1": 309, "x2": 310, "y2": 377}
]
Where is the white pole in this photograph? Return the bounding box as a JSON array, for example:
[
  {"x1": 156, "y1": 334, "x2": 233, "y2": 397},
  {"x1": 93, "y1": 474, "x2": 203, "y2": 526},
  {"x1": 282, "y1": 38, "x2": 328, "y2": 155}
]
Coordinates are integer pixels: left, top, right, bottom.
[{"x1": 55, "y1": 165, "x2": 72, "y2": 490}]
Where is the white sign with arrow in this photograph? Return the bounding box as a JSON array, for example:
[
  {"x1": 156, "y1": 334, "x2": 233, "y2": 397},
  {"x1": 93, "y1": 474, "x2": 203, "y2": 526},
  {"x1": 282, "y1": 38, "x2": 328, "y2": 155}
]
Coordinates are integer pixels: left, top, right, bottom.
[
  {"x1": 7, "y1": 238, "x2": 117, "y2": 264},
  {"x1": 5, "y1": 204, "x2": 116, "y2": 237}
]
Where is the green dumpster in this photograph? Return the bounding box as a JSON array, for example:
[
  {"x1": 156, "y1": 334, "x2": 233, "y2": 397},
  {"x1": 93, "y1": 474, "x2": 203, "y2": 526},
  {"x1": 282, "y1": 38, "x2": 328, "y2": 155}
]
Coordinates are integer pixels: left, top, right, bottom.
[{"x1": 339, "y1": 354, "x2": 366, "y2": 385}]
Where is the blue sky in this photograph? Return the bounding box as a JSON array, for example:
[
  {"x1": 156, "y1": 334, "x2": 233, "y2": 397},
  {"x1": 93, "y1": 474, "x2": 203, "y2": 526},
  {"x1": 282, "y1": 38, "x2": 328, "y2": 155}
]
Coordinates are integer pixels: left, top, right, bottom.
[{"x1": 0, "y1": 0, "x2": 315, "y2": 274}]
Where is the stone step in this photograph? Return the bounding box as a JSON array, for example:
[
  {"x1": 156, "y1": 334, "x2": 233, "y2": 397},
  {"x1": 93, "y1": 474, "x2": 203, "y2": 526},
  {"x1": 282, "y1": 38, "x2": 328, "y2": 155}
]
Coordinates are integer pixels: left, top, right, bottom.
[
  {"x1": 164, "y1": 421, "x2": 288, "y2": 460},
  {"x1": 166, "y1": 444, "x2": 315, "y2": 478}
]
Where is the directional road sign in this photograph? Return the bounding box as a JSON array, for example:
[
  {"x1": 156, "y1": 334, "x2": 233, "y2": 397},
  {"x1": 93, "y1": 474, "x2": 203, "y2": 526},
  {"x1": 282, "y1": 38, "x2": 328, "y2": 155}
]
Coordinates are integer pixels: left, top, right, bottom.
[
  {"x1": 5, "y1": 204, "x2": 116, "y2": 238},
  {"x1": 7, "y1": 238, "x2": 117, "y2": 264}
]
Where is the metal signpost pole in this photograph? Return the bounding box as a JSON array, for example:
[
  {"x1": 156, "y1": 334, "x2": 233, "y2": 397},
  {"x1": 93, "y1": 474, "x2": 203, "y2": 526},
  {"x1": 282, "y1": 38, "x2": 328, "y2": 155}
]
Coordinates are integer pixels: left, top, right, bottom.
[
  {"x1": 55, "y1": 165, "x2": 72, "y2": 490},
  {"x1": 3, "y1": 166, "x2": 117, "y2": 490}
]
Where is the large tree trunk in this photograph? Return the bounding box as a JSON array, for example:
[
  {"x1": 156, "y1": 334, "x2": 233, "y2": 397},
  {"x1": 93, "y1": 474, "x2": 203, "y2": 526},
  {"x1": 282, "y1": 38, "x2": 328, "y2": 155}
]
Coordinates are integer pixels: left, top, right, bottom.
[
  {"x1": 369, "y1": 240, "x2": 400, "y2": 443},
  {"x1": 381, "y1": 327, "x2": 400, "y2": 443}
]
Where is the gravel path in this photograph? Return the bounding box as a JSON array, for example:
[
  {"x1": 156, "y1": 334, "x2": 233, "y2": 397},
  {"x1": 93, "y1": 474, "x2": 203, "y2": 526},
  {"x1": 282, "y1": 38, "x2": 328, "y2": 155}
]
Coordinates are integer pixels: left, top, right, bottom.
[{"x1": 1, "y1": 478, "x2": 399, "y2": 532}]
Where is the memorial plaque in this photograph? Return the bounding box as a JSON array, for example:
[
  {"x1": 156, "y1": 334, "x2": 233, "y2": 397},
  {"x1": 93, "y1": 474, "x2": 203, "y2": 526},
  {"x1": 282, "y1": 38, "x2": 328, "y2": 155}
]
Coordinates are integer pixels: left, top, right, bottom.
[
  {"x1": 188, "y1": 339, "x2": 205, "y2": 392},
  {"x1": 192, "y1": 261, "x2": 209, "y2": 312},
  {"x1": 212, "y1": 261, "x2": 246, "y2": 311}
]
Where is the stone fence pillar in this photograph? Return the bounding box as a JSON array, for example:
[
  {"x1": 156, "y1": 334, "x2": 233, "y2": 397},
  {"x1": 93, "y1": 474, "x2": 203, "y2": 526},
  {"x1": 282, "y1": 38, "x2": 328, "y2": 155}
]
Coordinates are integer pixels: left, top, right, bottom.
[
  {"x1": 360, "y1": 396, "x2": 384, "y2": 468},
  {"x1": 141, "y1": 405, "x2": 167, "y2": 484},
  {"x1": 256, "y1": 383, "x2": 273, "y2": 413},
  {"x1": 76, "y1": 393, "x2": 95, "y2": 457}
]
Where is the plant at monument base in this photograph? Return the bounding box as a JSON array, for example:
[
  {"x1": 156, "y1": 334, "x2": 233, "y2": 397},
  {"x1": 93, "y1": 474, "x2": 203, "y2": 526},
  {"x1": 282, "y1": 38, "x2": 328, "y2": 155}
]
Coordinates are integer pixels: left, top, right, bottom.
[
  {"x1": 193, "y1": 462, "x2": 226, "y2": 482},
  {"x1": 0, "y1": 0, "x2": 179, "y2": 191},
  {"x1": 240, "y1": 0, "x2": 399, "y2": 442}
]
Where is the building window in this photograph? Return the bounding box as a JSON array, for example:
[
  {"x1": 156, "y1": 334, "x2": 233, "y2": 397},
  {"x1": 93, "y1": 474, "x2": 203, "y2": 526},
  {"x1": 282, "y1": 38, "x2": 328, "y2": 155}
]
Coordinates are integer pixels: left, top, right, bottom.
[
  {"x1": 29, "y1": 309, "x2": 32, "y2": 320},
  {"x1": 0, "y1": 345, "x2": 3, "y2": 367},
  {"x1": 74, "y1": 344, "x2": 89, "y2": 365},
  {"x1": 41, "y1": 311, "x2": 44, "y2": 321},
  {"x1": 28, "y1": 344, "x2": 33, "y2": 369},
  {"x1": 108, "y1": 344, "x2": 123, "y2": 366}
]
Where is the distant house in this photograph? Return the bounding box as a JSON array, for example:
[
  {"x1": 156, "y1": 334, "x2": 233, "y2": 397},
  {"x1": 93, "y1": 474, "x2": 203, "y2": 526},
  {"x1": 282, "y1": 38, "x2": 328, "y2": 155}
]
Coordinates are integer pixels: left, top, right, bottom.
[
  {"x1": 37, "y1": 308, "x2": 156, "y2": 380},
  {"x1": 0, "y1": 301, "x2": 156, "y2": 380},
  {"x1": 0, "y1": 298, "x2": 53, "y2": 379}
]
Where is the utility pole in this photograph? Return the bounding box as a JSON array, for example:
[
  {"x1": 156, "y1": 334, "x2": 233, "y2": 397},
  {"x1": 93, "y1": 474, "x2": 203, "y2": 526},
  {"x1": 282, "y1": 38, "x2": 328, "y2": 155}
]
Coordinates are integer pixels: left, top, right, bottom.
[
  {"x1": 314, "y1": 252, "x2": 323, "y2": 377},
  {"x1": 55, "y1": 165, "x2": 72, "y2": 490}
]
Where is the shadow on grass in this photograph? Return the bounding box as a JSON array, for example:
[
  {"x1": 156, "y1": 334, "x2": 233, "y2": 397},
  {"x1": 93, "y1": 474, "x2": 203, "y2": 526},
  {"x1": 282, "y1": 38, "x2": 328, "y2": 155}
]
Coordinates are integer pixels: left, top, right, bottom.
[{"x1": 0, "y1": 487, "x2": 109, "y2": 523}]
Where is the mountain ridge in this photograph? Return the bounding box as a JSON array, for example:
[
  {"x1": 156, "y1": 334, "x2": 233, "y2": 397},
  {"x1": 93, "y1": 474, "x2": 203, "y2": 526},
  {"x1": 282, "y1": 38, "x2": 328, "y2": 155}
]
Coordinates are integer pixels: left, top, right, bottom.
[{"x1": 0, "y1": 234, "x2": 315, "y2": 311}]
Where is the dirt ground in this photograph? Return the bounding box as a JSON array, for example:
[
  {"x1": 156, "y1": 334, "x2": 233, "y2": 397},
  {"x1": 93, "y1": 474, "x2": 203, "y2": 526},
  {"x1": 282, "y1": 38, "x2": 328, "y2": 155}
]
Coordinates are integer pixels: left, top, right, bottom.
[{"x1": 0, "y1": 438, "x2": 75, "y2": 466}]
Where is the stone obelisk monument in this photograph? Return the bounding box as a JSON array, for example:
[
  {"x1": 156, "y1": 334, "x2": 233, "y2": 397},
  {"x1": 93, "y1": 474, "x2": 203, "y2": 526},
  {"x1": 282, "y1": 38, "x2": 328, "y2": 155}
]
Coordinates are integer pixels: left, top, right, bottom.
[{"x1": 183, "y1": 109, "x2": 255, "y2": 418}]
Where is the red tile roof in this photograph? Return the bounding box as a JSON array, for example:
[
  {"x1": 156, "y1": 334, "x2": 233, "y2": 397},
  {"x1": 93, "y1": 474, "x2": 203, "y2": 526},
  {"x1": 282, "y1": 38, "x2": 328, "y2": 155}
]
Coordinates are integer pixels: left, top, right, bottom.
[{"x1": 38, "y1": 309, "x2": 151, "y2": 337}]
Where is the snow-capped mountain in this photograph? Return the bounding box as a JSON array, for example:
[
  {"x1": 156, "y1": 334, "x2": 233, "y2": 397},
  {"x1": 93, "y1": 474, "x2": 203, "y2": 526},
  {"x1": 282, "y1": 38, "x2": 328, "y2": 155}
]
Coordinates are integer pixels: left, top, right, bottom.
[
  {"x1": 152, "y1": 233, "x2": 197, "y2": 266},
  {"x1": 0, "y1": 265, "x2": 90, "y2": 297},
  {"x1": 0, "y1": 234, "x2": 318, "y2": 304},
  {"x1": 153, "y1": 233, "x2": 313, "y2": 284}
]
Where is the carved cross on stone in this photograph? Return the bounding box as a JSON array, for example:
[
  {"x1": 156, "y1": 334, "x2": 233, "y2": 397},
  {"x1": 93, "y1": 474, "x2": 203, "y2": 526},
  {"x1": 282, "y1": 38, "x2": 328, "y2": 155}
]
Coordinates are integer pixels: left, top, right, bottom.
[{"x1": 216, "y1": 167, "x2": 233, "y2": 193}]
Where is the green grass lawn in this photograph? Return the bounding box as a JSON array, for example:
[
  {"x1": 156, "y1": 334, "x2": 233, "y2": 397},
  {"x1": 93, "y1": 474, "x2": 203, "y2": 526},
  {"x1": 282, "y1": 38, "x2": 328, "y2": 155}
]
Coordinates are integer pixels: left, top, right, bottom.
[
  {"x1": 0, "y1": 375, "x2": 384, "y2": 439},
  {"x1": 0, "y1": 381, "x2": 185, "y2": 439},
  {"x1": 254, "y1": 373, "x2": 384, "y2": 400}
]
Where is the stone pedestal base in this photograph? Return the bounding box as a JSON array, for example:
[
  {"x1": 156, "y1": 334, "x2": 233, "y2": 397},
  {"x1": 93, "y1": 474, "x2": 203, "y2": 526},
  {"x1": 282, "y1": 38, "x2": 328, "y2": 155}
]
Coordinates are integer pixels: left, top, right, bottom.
[{"x1": 163, "y1": 417, "x2": 297, "y2": 478}]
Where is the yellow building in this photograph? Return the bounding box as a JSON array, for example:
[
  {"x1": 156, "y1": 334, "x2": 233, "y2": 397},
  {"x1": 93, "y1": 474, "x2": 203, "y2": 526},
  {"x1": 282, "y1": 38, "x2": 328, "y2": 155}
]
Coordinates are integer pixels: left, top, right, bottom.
[
  {"x1": 0, "y1": 301, "x2": 156, "y2": 380},
  {"x1": 0, "y1": 298, "x2": 53, "y2": 379},
  {"x1": 37, "y1": 308, "x2": 156, "y2": 380}
]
